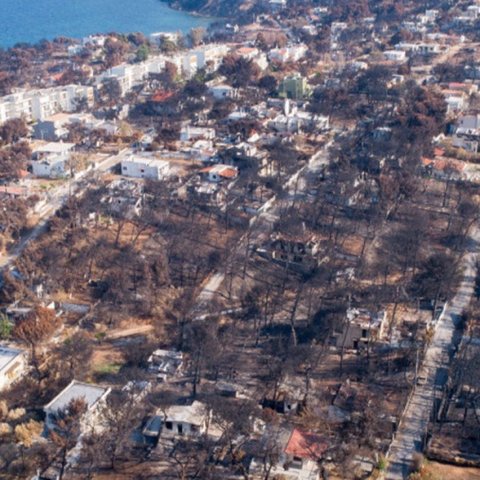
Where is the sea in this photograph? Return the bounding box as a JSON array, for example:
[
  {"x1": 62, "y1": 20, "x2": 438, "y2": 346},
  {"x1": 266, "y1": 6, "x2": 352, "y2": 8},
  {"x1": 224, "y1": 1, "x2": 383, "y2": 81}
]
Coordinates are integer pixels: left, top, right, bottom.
[{"x1": 0, "y1": 0, "x2": 211, "y2": 48}]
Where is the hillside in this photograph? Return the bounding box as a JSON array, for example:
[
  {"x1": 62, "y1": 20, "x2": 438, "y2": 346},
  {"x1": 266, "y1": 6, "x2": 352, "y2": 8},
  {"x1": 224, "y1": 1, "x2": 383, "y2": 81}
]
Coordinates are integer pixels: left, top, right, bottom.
[{"x1": 165, "y1": 0, "x2": 260, "y2": 19}]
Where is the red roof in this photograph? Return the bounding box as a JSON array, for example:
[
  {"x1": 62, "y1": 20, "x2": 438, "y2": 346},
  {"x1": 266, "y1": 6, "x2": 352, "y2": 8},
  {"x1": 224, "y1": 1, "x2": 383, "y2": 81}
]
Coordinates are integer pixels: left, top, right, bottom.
[
  {"x1": 151, "y1": 90, "x2": 174, "y2": 102},
  {"x1": 1, "y1": 185, "x2": 28, "y2": 196},
  {"x1": 421, "y1": 156, "x2": 465, "y2": 172},
  {"x1": 284, "y1": 429, "x2": 328, "y2": 461},
  {"x1": 199, "y1": 165, "x2": 238, "y2": 179}
]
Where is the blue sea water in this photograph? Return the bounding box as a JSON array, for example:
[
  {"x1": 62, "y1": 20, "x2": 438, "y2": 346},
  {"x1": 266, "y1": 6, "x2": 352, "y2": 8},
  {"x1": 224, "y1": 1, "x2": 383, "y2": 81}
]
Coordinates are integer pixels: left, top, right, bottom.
[{"x1": 0, "y1": 0, "x2": 210, "y2": 47}]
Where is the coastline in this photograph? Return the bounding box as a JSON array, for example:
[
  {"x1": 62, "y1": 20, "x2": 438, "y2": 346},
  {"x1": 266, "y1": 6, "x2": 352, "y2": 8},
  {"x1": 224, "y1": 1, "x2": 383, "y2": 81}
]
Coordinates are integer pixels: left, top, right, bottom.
[
  {"x1": 0, "y1": 0, "x2": 212, "y2": 48},
  {"x1": 159, "y1": 0, "x2": 231, "y2": 21}
]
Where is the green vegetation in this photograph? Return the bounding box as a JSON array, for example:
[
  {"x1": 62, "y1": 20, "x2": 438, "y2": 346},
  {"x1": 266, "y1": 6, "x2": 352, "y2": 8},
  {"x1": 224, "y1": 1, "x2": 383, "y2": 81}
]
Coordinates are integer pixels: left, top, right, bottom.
[{"x1": 0, "y1": 315, "x2": 12, "y2": 339}]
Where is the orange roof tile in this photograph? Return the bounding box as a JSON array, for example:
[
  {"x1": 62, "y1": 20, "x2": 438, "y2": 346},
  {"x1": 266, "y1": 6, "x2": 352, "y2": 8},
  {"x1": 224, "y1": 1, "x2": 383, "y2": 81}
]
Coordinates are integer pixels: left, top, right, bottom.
[
  {"x1": 218, "y1": 166, "x2": 238, "y2": 178},
  {"x1": 151, "y1": 90, "x2": 174, "y2": 102},
  {"x1": 422, "y1": 156, "x2": 465, "y2": 172},
  {"x1": 284, "y1": 429, "x2": 328, "y2": 461}
]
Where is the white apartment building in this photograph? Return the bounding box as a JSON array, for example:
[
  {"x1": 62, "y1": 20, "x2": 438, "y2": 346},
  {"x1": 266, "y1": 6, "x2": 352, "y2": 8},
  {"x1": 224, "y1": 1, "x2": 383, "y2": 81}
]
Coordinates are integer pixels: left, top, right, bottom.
[
  {"x1": 181, "y1": 52, "x2": 199, "y2": 78},
  {"x1": 96, "y1": 44, "x2": 230, "y2": 95},
  {"x1": 97, "y1": 56, "x2": 167, "y2": 95},
  {"x1": 0, "y1": 84, "x2": 94, "y2": 123},
  {"x1": 191, "y1": 44, "x2": 230, "y2": 71}
]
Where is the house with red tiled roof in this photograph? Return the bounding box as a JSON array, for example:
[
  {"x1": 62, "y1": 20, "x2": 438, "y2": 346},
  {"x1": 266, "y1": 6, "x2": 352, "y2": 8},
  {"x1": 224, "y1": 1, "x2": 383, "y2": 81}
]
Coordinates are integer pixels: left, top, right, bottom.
[
  {"x1": 249, "y1": 427, "x2": 327, "y2": 479},
  {"x1": 421, "y1": 154, "x2": 466, "y2": 179},
  {"x1": 199, "y1": 164, "x2": 238, "y2": 182}
]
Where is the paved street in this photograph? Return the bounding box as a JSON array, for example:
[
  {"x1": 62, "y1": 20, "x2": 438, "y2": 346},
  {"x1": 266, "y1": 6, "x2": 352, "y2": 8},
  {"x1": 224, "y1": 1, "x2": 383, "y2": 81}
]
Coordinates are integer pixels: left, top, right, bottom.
[{"x1": 385, "y1": 228, "x2": 479, "y2": 479}]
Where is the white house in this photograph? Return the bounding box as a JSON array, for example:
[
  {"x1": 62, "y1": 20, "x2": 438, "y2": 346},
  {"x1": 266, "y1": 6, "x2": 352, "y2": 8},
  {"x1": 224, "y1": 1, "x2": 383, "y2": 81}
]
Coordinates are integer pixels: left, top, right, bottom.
[
  {"x1": 161, "y1": 401, "x2": 211, "y2": 438},
  {"x1": 180, "y1": 125, "x2": 215, "y2": 142},
  {"x1": 44, "y1": 380, "x2": 111, "y2": 432},
  {"x1": 31, "y1": 156, "x2": 68, "y2": 178},
  {"x1": 121, "y1": 155, "x2": 170, "y2": 180},
  {"x1": 32, "y1": 142, "x2": 76, "y2": 160},
  {"x1": 269, "y1": 0, "x2": 287, "y2": 9},
  {"x1": 452, "y1": 127, "x2": 480, "y2": 153},
  {"x1": 443, "y1": 91, "x2": 467, "y2": 114},
  {"x1": 457, "y1": 113, "x2": 480, "y2": 130},
  {"x1": 31, "y1": 141, "x2": 75, "y2": 178},
  {"x1": 209, "y1": 84, "x2": 239, "y2": 100},
  {"x1": 269, "y1": 45, "x2": 308, "y2": 64},
  {"x1": 0, "y1": 345, "x2": 27, "y2": 391},
  {"x1": 149, "y1": 32, "x2": 181, "y2": 45},
  {"x1": 82, "y1": 35, "x2": 107, "y2": 47},
  {"x1": 384, "y1": 50, "x2": 407, "y2": 62},
  {"x1": 200, "y1": 164, "x2": 239, "y2": 182}
]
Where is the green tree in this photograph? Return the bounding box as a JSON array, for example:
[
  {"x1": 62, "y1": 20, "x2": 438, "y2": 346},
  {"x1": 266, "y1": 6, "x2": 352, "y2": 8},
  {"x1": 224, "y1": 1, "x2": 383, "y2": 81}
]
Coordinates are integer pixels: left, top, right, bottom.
[
  {"x1": 135, "y1": 44, "x2": 149, "y2": 63},
  {"x1": 0, "y1": 314, "x2": 12, "y2": 339}
]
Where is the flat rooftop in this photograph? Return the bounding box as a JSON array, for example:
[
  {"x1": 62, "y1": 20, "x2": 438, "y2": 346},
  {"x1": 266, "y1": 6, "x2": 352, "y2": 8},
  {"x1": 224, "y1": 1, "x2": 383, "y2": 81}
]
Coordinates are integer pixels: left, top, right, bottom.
[
  {"x1": 0, "y1": 345, "x2": 24, "y2": 372},
  {"x1": 122, "y1": 156, "x2": 170, "y2": 169},
  {"x1": 164, "y1": 401, "x2": 206, "y2": 425},
  {"x1": 45, "y1": 380, "x2": 109, "y2": 412},
  {"x1": 34, "y1": 142, "x2": 75, "y2": 154}
]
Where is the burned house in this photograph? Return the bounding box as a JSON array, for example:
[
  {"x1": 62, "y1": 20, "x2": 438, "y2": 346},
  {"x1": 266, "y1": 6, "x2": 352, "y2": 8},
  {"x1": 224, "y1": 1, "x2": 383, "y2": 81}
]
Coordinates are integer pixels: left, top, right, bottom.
[
  {"x1": 101, "y1": 179, "x2": 143, "y2": 219},
  {"x1": 250, "y1": 427, "x2": 327, "y2": 480},
  {"x1": 147, "y1": 348, "x2": 183, "y2": 382},
  {"x1": 330, "y1": 308, "x2": 387, "y2": 350},
  {"x1": 258, "y1": 235, "x2": 319, "y2": 273},
  {"x1": 262, "y1": 375, "x2": 306, "y2": 415}
]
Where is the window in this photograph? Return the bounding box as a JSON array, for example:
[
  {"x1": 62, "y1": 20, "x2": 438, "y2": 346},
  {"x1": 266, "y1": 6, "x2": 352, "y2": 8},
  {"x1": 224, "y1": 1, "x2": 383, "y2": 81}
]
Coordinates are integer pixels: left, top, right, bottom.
[
  {"x1": 291, "y1": 456, "x2": 303, "y2": 469},
  {"x1": 177, "y1": 424, "x2": 183, "y2": 435},
  {"x1": 165, "y1": 421, "x2": 173, "y2": 430},
  {"x1": 361, "y1": 329, "x2": 368, "y2": 338}
]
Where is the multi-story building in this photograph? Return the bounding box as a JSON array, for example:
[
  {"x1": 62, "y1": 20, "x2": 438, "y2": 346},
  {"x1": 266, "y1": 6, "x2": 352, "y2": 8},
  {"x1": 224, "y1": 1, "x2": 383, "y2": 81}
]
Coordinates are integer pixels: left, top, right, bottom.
[
  {"x1": 278, "y1": 75, "x2": 310, "y2": 100},
  {"x1": 96, "y1": 56, "x2": 167, "y2": 95},
  {"x1": 191, "y1": 44, "x2": 230, "y2": 72},
  {"x1": 0, "y1": 85, "x2": 94, "y2": 123}
]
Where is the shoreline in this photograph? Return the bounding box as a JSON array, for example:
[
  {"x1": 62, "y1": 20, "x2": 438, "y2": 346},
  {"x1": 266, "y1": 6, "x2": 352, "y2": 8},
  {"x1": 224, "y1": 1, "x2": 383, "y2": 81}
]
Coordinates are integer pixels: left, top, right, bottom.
[
  {"x1": 159, "y1": 0, "x2": 230, "y2": 21},
  {"x1": 0, "y1": 0, "x2": 212, "y2": 48}
]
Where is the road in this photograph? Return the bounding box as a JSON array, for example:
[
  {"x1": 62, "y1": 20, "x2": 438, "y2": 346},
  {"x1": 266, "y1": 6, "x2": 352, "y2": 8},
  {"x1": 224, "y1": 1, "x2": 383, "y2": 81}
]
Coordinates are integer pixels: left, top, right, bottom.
[
  {"x1": 0, "y1": 152, "x2": 120, "y2": 270},
  {"x1": 385, "y1": 227, "x2": 479, "y2": 479}
]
